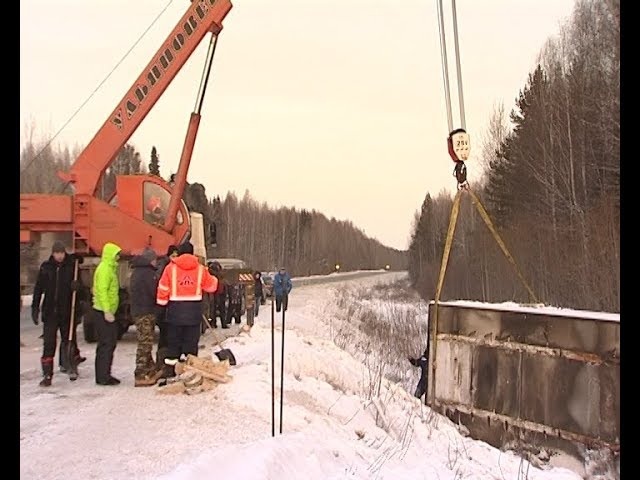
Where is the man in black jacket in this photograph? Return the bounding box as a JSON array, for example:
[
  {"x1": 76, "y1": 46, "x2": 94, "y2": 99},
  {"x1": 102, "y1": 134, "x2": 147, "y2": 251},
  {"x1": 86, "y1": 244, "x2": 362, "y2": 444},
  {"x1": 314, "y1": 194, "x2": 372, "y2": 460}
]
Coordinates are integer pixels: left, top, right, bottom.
[
  {"x1": 254, "y1": 271, "x2": 264, "y2": 317},
  {"x1": 130, "y1": 247, "x2": 163, "y2": 387},
  {"x1": 32, "y1": 241, "x2": 85, "y2": 386},
  {"x1": 154, "y1": 244, "x2": 178, "y2": 371},
  {"x1": 408, "y1": 346, "x2": 430, "y2": 399},
  {"x1": 207, "y1": 261, "x2": 228, "y2": 329},
  {"x1": 227, "y1": 283, "x2": 243, "y2": 325}
]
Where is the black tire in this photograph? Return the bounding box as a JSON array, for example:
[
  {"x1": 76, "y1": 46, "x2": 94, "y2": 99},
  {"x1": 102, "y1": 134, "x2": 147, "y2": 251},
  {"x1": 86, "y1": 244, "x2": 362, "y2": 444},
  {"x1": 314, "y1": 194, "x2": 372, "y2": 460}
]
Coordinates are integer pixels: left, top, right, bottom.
[{"x1": 83, "y1": 312, "x2": 97, "y2": 343}]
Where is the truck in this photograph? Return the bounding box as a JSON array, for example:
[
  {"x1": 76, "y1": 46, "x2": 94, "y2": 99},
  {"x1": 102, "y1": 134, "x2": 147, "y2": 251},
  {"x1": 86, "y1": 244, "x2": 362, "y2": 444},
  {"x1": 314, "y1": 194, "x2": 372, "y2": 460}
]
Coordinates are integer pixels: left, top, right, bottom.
[
  {"x1": 206, "y1": 258, "x2": 257, "y2": 326},
  {"x1": 19, "y1": 0, "x2": 255, "y2": 342}
]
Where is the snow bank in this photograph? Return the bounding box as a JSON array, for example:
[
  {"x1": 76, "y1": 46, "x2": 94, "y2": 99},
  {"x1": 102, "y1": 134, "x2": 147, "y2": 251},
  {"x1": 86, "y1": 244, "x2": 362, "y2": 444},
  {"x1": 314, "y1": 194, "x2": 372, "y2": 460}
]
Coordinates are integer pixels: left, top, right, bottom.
[
  {"x1": 432, "y1": 300, "x2": 620, "y2": 322},
  {"x1": 159, "y1": 276, "x2": 582, "y2": 480},
  {"x1": 161, "y1": 320, "x2": 581, "y2": 480}
]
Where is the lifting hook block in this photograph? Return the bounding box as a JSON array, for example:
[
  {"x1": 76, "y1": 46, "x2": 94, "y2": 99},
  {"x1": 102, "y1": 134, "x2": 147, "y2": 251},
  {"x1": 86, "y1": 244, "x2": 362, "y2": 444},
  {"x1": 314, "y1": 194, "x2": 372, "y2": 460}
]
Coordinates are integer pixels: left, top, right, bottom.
[{"x1": 447, "y1": 128, "x2": 470, "y2": 163}]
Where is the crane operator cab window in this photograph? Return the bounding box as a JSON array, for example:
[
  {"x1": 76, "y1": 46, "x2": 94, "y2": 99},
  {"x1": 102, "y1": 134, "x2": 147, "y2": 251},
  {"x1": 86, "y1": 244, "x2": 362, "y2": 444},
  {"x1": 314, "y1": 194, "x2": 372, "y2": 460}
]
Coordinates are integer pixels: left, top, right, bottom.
[{"x1": 143, "y1": 182, "x2": 183, "y2": 226}]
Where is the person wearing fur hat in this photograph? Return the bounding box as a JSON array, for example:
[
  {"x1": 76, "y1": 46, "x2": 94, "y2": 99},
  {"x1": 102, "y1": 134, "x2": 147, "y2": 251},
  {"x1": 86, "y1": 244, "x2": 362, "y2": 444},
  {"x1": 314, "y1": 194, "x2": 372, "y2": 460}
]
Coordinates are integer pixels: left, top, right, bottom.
[
  {"x1": 130, "y1": 247, "x2": 163, "y2": 386},
  {"x1": 32, "y1": 241, "x2": 86, "y2": 386}
]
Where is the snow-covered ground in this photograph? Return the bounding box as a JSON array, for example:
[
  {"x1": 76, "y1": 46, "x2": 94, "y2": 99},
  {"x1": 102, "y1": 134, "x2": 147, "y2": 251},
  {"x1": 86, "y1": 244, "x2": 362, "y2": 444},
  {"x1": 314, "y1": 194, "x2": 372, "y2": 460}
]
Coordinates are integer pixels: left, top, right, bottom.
[
  {"x1": 434, "y1": 300, "x2": 620, "y2": 322},
  {"x1": 20, "y1": 272, "x2": 584, "y2": 480}
]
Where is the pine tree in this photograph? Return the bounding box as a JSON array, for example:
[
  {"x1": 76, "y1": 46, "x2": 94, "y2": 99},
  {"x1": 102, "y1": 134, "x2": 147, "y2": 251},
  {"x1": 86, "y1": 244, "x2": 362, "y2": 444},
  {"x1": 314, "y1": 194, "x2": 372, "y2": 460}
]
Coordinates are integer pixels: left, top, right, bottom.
[{"x1": 149, "y1": 146, "x2": 160, "y2": 176}]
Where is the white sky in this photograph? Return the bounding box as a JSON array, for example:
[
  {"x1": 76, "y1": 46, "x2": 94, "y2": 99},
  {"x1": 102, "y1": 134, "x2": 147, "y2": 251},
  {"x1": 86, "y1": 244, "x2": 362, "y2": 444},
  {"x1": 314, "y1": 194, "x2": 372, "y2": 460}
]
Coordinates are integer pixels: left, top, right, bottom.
[{"x1": 20, "y1": 0, "x2": 576, "y2": 250}]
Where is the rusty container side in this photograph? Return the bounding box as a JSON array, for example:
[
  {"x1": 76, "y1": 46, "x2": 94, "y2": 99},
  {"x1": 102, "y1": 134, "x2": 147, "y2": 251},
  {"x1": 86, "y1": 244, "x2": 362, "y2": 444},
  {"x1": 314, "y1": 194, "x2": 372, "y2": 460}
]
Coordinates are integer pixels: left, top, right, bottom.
[{"x1": 426, "y1": 302, "x2": 619, "y2": 453}]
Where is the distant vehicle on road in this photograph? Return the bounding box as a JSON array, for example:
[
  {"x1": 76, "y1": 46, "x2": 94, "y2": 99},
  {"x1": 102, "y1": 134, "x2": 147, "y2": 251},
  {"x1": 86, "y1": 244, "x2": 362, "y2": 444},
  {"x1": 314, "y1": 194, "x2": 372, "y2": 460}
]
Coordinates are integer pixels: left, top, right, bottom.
[
  {"x1": 261, "y1": 273, "x2": 274, "y2": 298},
  {"x1": 208, "y1": 258, "x2": 249, "y2": 270}
]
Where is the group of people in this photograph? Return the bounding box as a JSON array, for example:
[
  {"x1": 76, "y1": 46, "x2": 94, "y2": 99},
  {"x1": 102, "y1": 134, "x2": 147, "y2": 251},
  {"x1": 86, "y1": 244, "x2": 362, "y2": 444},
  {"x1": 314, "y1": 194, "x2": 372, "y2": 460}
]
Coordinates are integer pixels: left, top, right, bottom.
[
  {"x1": 32, "y1": 241, "x2": 219, "y2": 387},
  {"x1": 205, "y1": 261, "x2": 245, "y2": 329},
  {"x1": 31, "y1": 239, "x2": 294, "y2": 389},
  {"x1": 205, "y1": 266, "x2": 293, "y2": 329}
]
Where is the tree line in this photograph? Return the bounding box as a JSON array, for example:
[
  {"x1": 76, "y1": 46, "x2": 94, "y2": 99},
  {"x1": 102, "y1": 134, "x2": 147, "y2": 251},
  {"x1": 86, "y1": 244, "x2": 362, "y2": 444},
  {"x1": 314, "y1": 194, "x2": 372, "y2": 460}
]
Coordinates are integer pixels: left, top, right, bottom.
[
  {"x1": 20, "y1": 134, "x2": 406, "y2": 277},
  {"x1": 184, "y1": 186, "x2": 406, "y2": 275},
  {"x1": 408, "y1": 0, "x2": 619, "y2": 312}
]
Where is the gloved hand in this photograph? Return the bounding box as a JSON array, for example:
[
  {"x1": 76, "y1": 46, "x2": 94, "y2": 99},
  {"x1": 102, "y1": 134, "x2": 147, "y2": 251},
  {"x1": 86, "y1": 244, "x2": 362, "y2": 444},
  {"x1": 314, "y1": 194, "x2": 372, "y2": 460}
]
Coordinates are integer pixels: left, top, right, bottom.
[
  {"x1": 104, "y1": 312, "x2": 115, "y2": 323},
  {"x1": 31, "y1": 307, "x2": 40, "y2": 325}
]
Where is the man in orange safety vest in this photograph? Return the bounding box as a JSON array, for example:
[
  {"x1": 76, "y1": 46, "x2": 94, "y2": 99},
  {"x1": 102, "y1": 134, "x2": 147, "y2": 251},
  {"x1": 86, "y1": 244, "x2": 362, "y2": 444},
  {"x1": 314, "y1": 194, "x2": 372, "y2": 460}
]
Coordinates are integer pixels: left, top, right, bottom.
[{"x1": 156, "y1": 242, "x2": 218, "y2": 378}]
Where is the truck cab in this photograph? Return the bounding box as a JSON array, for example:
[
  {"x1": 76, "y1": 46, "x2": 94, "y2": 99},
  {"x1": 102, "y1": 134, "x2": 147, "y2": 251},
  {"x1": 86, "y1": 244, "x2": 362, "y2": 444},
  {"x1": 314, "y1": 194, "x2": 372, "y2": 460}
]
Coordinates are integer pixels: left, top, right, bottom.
[{"x1": 206, "y1": 257, "x2": 256, "y2": 325}]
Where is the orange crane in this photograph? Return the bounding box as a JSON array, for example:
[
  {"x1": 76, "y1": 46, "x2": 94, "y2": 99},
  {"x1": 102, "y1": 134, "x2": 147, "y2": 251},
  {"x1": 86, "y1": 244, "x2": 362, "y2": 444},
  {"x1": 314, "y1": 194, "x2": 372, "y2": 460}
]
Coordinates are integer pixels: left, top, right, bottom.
[
  {"x1": 20, "y1": 0, "x2": 233, "y2": 341},
  {"x1": 20, "y1": 0, "x2": 232, "y2": 258}
]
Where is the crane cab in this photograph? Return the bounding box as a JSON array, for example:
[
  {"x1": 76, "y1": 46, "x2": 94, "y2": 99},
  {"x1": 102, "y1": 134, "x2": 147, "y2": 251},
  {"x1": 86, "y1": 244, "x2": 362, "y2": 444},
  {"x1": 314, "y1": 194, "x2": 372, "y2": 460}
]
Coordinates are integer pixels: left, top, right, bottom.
[{"x1": 110, "y1": 175, "x2": 188, "y2": 234}]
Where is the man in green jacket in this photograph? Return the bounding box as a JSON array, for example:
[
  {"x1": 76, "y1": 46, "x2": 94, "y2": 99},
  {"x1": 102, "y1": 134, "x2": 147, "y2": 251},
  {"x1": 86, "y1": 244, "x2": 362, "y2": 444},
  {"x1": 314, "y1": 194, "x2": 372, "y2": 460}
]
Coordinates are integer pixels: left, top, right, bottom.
[{"x1": 92, "y1": 242, "x2": 122, "y2": 386}]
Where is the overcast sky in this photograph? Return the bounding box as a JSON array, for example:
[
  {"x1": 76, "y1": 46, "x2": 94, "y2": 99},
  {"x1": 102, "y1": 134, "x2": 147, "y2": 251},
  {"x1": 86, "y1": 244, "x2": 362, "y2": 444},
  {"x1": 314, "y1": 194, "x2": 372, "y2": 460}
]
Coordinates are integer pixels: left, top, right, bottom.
[{"x1": 20, "y1": 0, "x2": 576, "y2": 250}]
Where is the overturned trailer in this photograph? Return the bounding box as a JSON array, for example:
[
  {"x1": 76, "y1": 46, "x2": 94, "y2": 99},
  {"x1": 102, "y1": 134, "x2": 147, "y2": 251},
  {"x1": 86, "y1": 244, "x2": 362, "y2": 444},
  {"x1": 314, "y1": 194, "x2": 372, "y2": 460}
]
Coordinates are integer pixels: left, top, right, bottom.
[{"x1": 426, "y1": 301, "x2": 620, "y2": 464}]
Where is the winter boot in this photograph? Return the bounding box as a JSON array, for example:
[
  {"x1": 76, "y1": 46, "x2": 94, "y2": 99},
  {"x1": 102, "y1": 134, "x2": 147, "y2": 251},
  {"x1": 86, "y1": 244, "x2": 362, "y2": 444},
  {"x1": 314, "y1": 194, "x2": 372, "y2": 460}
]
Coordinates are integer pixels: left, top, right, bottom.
[
  {"x1": 136, "y1": 368, "x2": 165, "y2": 386},
  {"x1": 135, "y1": 374, "x2": 157, "y2": 387},
  {"x1": 155, "y1": 347, "x2": 169, "y2": 372},
  {"x1": 72, "y1": 342, "x2": 87, "y2": 364},
  {"x1": 97, "y1": 377, "x2": 120, "y2": 386},
  {"x1": 162, "y1": 358, "x2": 178, "y2": 379},
  {"x1": 40, "y1": 356, "x2": 54, "y2": 387},
  {"x1": 39, "y1": 376, "x2": 52, "y2": 387}
]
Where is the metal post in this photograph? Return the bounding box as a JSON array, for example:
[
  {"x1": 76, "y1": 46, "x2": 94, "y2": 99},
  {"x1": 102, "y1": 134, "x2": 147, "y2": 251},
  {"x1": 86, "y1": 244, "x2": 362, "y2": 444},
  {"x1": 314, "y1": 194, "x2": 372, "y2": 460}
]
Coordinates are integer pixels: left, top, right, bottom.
[
  {"x1": 451, "y1": 0, "x2": 466, "y2": 130},
  {"x1": 271, "y1": 295, "x2": 275, "y2": 437},
  {"x1": 436, "y1": 0, "x2": 454, "y2": 132},
  {"x1": 279, "y1": 302, "x2": 286, "y2": 434}
]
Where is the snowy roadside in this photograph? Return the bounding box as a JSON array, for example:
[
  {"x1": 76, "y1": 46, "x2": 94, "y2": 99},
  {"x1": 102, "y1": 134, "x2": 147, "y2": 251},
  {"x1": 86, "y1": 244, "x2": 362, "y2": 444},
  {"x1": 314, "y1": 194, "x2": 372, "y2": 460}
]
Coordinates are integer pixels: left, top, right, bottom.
[{"x1": 20, "y1": 272, "x2": 582, "y2": 480}]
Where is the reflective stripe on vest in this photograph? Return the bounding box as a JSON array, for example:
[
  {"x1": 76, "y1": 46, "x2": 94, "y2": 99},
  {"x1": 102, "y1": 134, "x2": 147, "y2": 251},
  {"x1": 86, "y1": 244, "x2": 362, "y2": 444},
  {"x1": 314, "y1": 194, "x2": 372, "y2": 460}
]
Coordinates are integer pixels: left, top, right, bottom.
[
  {"x1": 171, "y1": 264, "x2": 178, "y2": 299},
  {"x1": 195, "y1": 265, "x2": 203, "y2": 297}
]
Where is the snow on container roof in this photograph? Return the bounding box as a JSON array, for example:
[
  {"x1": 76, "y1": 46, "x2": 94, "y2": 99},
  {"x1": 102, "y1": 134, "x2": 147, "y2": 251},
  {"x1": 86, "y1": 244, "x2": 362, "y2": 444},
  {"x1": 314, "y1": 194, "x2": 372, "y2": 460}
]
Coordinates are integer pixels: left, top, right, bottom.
[{"x1": 428, "y1": 300, "x2": 620, "y2": 323}]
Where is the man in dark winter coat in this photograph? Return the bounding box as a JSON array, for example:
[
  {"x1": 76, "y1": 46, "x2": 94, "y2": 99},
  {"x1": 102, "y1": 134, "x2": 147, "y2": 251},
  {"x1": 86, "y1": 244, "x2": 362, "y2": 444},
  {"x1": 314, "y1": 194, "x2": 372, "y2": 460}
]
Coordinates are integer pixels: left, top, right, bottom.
[
  {"x1": 154, "y1": 244, "x2": 178, "y2": 370},
  {"x1": 32, "y1": 241, "x2": 86, "y2": 386},
  {"x1": 408, "y1": 347, "x2": 430, "y2": 399},
  {"x1": 130, "y1": 247, "x2": 163, "y2": 387},
  {"x1": 207, "y1": 261, "x2": 228, "y2": 329},
  {"x1": 156, "y1": 244, "x2": 179, "y2": 278},
  {"x1": 227, "y1": 283, "x2": 243, "y2": 325},
  {"x1": 254, "y1": 271, "x2": 264, "y2": 317},
  {"x1": 156, "y1": 242, "x2": 218, "y2": 378}
]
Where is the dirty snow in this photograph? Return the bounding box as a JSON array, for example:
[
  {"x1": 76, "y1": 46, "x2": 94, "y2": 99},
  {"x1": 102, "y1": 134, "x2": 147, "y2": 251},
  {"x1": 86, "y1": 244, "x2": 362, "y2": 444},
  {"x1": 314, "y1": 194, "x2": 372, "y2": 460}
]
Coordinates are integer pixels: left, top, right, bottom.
[{"x1": 21, "y1": 272, "x2": 583, "y2": 480}]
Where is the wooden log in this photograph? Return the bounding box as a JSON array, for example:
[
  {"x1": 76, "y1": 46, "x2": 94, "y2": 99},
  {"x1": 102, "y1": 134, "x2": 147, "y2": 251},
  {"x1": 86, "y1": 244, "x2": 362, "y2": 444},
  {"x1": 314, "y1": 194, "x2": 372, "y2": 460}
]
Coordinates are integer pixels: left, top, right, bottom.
[{"x1": 157, "y1": 381, "x2": 187, "y2": 395}]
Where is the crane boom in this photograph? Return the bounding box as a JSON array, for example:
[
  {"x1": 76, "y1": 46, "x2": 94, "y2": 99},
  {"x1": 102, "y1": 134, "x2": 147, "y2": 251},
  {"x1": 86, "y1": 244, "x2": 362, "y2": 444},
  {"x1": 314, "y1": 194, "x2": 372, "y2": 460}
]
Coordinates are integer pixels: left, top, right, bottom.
[
  {"x1": 59, "y1": 0, "x2": 232, "y2": 197},
  {"x1": 21, "y1": 0, "x2": 233, "y2": 258}
]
